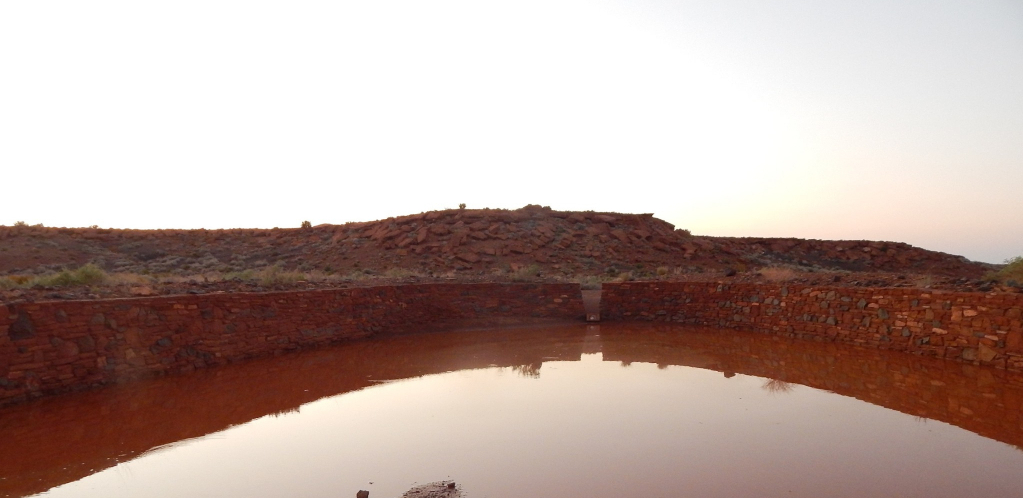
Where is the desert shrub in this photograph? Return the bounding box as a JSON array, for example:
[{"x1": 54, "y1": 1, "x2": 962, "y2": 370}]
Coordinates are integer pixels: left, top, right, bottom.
[
  {"x1": 575, "y1": 275, "x2": 606, "y2": 290},
  {"x1": 458, "y1": 203, "x2": 466, "y2": 209},
  {"x1": 31, "y1": 264, "x2": 109, "y2": 287},
  {"x1": 343, "y1": 270, "x2": 370, "y2": 281},
  {"x1": 300, "y1": 221, "x2": 312, "y2": 229},
  {"x1": 760, "y1": 266, "x2": 798, "y2": 282},
  {"x1": 992, "y1": 256, "x2": 1023, "y2": 286},
  {"x1": 258, "y1": 265, "x2": 306, "y2": 285},
  {"x1": 509, "y1": 264, "x2": 541, "y2": 282},
  {"x1": 656, "y1": 266, "x2": 670, "y2": 276},
  {"x1": 224, "y1": 269, "x2": 257, "y2": 281}
]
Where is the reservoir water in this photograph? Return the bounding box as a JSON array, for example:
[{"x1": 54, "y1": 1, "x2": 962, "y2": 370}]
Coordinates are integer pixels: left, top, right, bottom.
[{"x1": 2, "y1": 323, "x2": 1022, "y2": 497}]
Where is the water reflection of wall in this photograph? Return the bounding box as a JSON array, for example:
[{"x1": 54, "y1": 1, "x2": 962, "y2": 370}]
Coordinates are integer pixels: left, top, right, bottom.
[
  {"x1": 0, "y1": 326, "x2": 587, "y2": 498},
  {"x1": 598, "y1": 325, "x2": 1023, "y2": 450}
]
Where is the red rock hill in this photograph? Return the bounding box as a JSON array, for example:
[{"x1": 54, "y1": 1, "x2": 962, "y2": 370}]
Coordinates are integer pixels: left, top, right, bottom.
[{"x1": 0, "y1": 205, "x2": 988, "y2": 281}]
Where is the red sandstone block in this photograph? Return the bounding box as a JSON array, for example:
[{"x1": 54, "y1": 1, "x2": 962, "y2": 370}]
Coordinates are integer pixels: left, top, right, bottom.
[{"x1": 1007, "y1": 331, "x2": 1023, "y2": 353}]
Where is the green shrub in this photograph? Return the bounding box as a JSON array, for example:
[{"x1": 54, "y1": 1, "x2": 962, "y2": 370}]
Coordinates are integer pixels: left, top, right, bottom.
[
  {"x1": 33, "y1": 264, "x2": 108, "y2": 287},
  {"x1": 994, "y1": 256, "x2": 1023, "y2": 286}
]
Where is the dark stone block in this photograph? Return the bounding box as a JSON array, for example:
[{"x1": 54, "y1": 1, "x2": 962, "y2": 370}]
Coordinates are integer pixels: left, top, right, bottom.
[{"x1": 9, "y1": 313, "x2": 35, "y2": 341}]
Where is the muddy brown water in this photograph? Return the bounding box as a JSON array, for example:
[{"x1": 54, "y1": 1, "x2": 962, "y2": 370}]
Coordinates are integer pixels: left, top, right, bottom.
[{"x1": 2, "y1": 323, "x2": 1023, "y2": 498}]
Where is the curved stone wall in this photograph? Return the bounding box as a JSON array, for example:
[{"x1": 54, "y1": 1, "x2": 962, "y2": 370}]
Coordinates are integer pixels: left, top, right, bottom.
[
  {"x1": 4, "y1": 280, "x2": 1022, "y2": 407},
  {"x1": 0, "y1": 283, "x2": 583, "y2": 406},
  {"x1": 601, "y1": 282, "x2": 1023, "y2": 371}
]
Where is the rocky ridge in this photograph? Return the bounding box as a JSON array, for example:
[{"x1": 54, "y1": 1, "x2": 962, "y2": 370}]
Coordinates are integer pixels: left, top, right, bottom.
[
  {"x1": 0, "y1": 205, "x2": 989, "y2": 277},
  {"x1": 0, "y1": 205, "x2": 1002, "y2": 303}
]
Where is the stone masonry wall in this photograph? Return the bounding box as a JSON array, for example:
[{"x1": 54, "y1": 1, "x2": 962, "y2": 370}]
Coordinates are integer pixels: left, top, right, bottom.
[
  {"x1": 0, "y1": 283, "x2": 582, "y2": 406},
  {"x1": 601, "y1": 282, "x2": 1023, "y2": 371}
]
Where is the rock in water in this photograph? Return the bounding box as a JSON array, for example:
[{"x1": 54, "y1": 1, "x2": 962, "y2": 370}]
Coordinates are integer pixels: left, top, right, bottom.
[{"x1": 400, "y1": 480, "x2": 462, "y2": 497}]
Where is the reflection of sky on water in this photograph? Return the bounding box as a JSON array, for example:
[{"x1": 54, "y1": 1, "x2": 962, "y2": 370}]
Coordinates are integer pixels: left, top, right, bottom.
[{"x1": 37, "y1": 343, "x2": 1023, "y2": 498}]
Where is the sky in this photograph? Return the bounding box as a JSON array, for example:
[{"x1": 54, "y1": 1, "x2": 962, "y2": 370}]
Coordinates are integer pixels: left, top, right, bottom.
[{"x1": 1, "y1": 0, "x2": 1020, "y2": 263}]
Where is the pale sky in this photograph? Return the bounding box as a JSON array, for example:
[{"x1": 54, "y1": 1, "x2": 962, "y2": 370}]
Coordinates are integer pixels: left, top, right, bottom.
[{"x1": 2, "y1": 0, "x2": 1020, "y2": 263}]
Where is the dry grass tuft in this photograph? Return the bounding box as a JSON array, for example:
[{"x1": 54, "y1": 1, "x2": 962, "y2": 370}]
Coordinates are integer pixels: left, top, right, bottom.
[
  {"x1": 109, "y1": 273, "x2": 155, "y2": 286},
  {"x1": 383, "y1": 267, "x2": 425, "y2": 279},
  {"x1": 913, "y1": 274, "x2": 934, "y2": 289},
  {"x1": 760, "y1": 266, "x2": 798, "y2": 282},
  {"x1": 256, "y1": 265, "x2": 307, "y2": 285},
  {"x1": 508, "y1": 264, "x2": 541, "y2": 282},
  {"x1": 574, "y1": 275, "x2": 608, "y2": 290},
  {"x1": 613, "y1": 271, "x2": 634, "y2": 283},
  {"x1": 762, "y1": 378, "x2": 795, "y2": 394}
]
